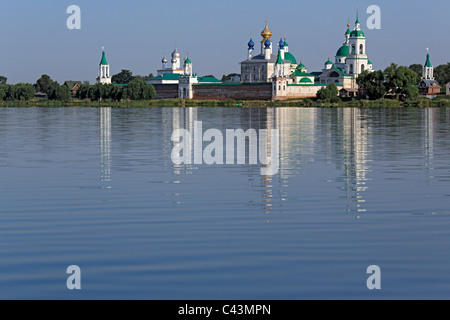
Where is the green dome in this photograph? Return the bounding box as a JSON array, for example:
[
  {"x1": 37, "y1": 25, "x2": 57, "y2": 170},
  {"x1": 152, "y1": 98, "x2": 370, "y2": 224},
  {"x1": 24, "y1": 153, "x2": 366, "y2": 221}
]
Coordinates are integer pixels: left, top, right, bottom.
[
  {"x1": 297, "y1": 62, "x2": 306, "y2": 69},
  {"x1": 325, "y1": 59, "x2": 333, "y2": 65},
  {"x1": 284, "y1": 52, "x2": 297, "y2": 64},
  {"x1": 184, "y1": 58, "x2": 192, "y2": 64},
  {"x1": 350, "y1": 30, "x2": 365, "y2": 38},
  {"x1": 336, "y1": 44, "x2": 350, "y2": 57},
  {"x1": 284, "y1": 40, "x2": 288, "y2": 47},
  {"x1": 300, "y1": 77, "x2": 312, "y2": 83},
  {"x1": 346, "y1": 28, "x2": 351, "y2": 35},
  {"x1": 368, "y1": 60, "x2": 372, "y2": 65}
]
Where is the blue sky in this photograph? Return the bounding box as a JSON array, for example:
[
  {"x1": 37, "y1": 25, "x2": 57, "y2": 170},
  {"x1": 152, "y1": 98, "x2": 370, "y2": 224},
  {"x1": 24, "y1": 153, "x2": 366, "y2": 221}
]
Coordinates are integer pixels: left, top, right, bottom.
[{"x1": 0, "y1": 0, "x2": 449, "y2": 84}]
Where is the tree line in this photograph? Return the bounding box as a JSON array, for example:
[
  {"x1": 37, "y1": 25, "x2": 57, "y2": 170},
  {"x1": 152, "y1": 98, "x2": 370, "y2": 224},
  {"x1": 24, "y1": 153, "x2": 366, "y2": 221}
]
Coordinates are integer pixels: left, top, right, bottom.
[
  {"x1": 0, "y1": 71, "x2": 156, "y2": 102},
  {"x1": 319, "y1": 62, "x2": 450, "y2": 102},
  {"x1": 75, "y1": 79, "x2": 155, "y2": 101}
]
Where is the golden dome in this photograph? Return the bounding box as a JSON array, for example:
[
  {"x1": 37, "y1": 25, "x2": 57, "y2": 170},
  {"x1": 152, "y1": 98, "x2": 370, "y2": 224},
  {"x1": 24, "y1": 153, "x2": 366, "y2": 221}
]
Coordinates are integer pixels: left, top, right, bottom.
[{"x1": 260, "y1": 20, "x2": 272, "y2": 41}]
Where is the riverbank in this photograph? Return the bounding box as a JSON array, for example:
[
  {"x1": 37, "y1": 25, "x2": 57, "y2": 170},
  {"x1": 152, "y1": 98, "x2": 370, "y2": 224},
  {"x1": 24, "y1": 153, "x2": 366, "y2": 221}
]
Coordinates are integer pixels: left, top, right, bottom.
[{"x1": 1, "y1": 96, "x2": 450, "y2": 108}]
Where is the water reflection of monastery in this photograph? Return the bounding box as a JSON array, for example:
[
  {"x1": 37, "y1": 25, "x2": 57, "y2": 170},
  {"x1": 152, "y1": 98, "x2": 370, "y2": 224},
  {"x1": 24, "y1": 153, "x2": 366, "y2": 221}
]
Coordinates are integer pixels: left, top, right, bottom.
[{"x1": 162, "y1": 107, "x2": 374, "y2": 218}]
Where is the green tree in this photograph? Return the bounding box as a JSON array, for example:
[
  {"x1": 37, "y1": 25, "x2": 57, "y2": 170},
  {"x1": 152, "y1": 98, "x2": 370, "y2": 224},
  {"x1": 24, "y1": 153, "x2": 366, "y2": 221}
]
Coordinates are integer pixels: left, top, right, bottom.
[
  {"x1": 5, "y1": 85, "x2": 17, "y2": 101},
  {"x1": 127, "y1": 78, "x2": 156, "y2": 100},
  {"x1": 384, "y1": 63, "x2": 419, "y2": 100},
  {"x1": 408, "y1": 64, "x2": 422, "y2": 83},
  {"x1": 112, "y1": 70, "x2": 134, "y2": 84},
  {"x1": 317, "y1": 83, "x2": 340, "y2": 102},
  {"x1": 0, "y1": 85, "x2": 6, "y2": 100},
  {"x1": 47, "y1": 81, "x2": 71, "y2": 101},
  {"x1": 356, "y1": 70, "x2": 386, "y2": 100},
  {"x1": 0, "y1": 76, "x2": 7, "y2": 85},
  {"x1": 434, "y1": 63, "x2": 450, "y2": 86},
  {"x1": 35, "y1": 75, "x2": 53, "y2": 94},
  {"x1": 15, "y1": 83, "x2": 36, "y2": 100}
]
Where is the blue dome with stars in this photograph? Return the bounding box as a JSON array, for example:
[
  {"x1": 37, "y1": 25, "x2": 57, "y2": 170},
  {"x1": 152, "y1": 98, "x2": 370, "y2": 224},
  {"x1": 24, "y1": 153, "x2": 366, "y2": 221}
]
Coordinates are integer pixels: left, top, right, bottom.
[
  {"x1": 279, "y1": 38, "x2": 285, "y2": 50},
  {"x1": 264, "y1": 38, "x2": 271, "y2": 49}
]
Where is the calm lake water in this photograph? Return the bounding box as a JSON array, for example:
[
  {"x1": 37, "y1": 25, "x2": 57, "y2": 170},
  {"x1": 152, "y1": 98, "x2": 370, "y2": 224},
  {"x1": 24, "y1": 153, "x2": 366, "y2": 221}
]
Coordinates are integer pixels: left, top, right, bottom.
[{"x1": 1, "y1": 107, "x2": 450, "y2": 300}]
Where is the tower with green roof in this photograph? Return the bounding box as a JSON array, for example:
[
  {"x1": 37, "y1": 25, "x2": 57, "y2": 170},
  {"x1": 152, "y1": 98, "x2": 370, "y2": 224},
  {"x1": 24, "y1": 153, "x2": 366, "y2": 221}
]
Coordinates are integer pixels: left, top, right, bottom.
[
  {"x1": 346, "y1": 10, "x2": 370, "y2": 79},
  {"x1": 423, "y1": 49, "x2": 434, "y2": 80},
  {"x1": 97, "y1": 47, "x2": 112, "y2": 84}
]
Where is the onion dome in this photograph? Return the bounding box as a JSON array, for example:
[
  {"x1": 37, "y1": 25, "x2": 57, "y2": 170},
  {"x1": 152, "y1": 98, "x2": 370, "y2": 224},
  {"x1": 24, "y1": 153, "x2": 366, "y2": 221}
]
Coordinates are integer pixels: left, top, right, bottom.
[
  {"x1": 279, "y1": 38, "x2": 285, "y2": 50},
  {"x1": 162, "y1": 55, "x2": 168, "y2": 64},
  {"x1": 261, "y1": 20, "x2": 272, "y2": 40},
  {"x1": 325, "y1": 58, "x2": 333, "y2": 66},
  {"x1": 297, "y1": 61, "x2": 306, "y2": 70},
  {"x1": 264, "y1": 38, "x2": 271, "y2": 49},
  {"x1": 184, "y1": 57, "x2": 192, "y2": 65},
  {"x1": 248, "y1": 38, "x2": 255, "y2": 49},
  {"x1": 171, "y1": 48, "x2": 180, "y2": 62}
]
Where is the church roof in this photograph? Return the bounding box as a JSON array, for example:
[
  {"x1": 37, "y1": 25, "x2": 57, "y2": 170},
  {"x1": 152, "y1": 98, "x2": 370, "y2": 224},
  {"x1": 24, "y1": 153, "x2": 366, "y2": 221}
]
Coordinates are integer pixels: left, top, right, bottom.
[
  {"x1": 291, "y1": 70, "x2": 315, "y2": 77},
  {"x1": 148, "y1": 73, "x2": 181, "y2": 81},
  {"x1": 276, "y1": 50, "x2": 284, "y2": 65},
  {"x1": 244, "y1": 53, "x2": 291, "y2": 64},
  {"x1": 425, "y1": 53, "x2": 432, "y2": 68},
  {"x1": 350, "y1": 30, "x2": 365, "y2": 38},
  {"x1": 420, "y1": 79, "x2": 440, "y2": 88},
  {"x1": 336, "y1": 44, "x2": 350, "y2": 57},
  {"x1": 198, "y1": 76, "x2": 221, "y2": 83},
  {"x1": 284, "y1": 52, "x2": 297, "y2": 64},
  {"x1": 100, "y1": 50, "x2": 108, "y2": 66}
]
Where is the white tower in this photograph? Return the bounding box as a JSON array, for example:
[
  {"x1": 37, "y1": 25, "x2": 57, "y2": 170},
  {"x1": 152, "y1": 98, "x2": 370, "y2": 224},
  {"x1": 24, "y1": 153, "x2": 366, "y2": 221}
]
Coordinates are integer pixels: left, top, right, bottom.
[
  {"x1": 423, "y1": 49, "x2": 434, "y2": 80},
  {"x1": 184, "y1": 55, "x2": 193, "y2": 76},
  {"x1": 346, "y1": 11, "x2": 369, "y2": 78},
  {"x1": 97, "y1": 47, "x2": 112, "y2": 84},
  {"x1": 179, "y1": 56, "x2": 198, "y2": 99}
]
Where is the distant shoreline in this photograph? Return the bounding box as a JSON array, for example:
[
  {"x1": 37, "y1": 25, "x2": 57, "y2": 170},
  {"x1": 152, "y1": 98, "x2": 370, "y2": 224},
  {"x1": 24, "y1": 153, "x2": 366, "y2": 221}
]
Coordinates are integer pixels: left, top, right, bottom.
[{"x1": 1, "y1": 97, "x2": 450, "y2": 108}]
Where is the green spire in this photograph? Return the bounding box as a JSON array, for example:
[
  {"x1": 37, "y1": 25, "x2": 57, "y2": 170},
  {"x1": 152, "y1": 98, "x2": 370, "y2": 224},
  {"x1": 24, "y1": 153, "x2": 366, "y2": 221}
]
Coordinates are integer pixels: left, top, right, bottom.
[
  {"x1": 100, "y1": 48, "x2": 108, "y2": 66},
  {"x1": 276, "y1": 50, "x2": 284, "y2": 65},
  {"x1": 356, "y1": 7, "x2": 360, "y2": 24},
  {"x1": 425, "y1": 50, "x2": 432, "y2": 68}
]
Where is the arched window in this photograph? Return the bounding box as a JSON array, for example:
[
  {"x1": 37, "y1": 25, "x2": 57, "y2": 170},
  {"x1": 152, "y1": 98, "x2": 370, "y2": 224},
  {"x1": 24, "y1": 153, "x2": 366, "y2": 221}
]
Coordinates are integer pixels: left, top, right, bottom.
[
  {"x1": 360, "y1": 44, "x2": 364, "y2": 54},
  {"x1": 361, "y1": 64, "x2": 365, "y2": 73},
  {"x1": 352, "y1": 44, "x2": 356, "y2": 55},
  {"x1": 349, "y1": 64, "x2": 354, "y2": 74}
]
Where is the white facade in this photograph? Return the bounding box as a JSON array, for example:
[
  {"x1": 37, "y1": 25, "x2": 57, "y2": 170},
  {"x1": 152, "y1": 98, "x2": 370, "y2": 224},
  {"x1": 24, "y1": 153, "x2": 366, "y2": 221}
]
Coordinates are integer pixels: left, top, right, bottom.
[{"x1": 447, "y1": 82, "x2": 450, "y2": 95}]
